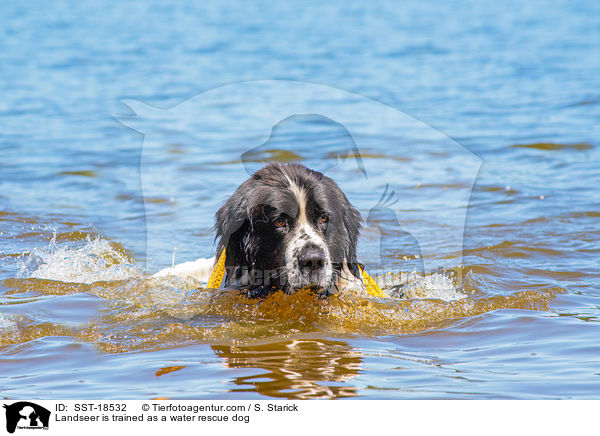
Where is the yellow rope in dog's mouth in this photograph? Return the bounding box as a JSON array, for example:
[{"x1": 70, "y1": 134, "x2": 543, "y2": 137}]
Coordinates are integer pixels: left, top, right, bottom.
[
  {"x1": 207, "y1": 249, "x2": 384, "y2": 297},
  {"x1": 358, "y1": 265, "x2": 385, "y2": 298},
  {"x1": 207, "y1": 249, "x2": 226, "y2": 289}
]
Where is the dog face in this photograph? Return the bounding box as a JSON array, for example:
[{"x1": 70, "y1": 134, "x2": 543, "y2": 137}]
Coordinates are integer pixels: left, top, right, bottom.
[{"x1": 215, "y1": 163, "x2": 362, "y2": 295}]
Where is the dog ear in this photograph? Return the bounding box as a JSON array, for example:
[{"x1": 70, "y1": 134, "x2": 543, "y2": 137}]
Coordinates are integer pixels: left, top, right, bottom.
[
  {"x1": 214, "y1": 193, "x2": 247, "y2": 247},
  {"x1": 214, "y1": 189, "x2": 253, "y2": 285}
]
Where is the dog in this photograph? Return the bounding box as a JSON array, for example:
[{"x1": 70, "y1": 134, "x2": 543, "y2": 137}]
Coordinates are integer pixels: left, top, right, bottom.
[
  {"x1": 214, "y1": 163, "x2": 363, "y2": 296},
  {"x1": 154, "y1": 163, "x2": 367, "y2": 296}
]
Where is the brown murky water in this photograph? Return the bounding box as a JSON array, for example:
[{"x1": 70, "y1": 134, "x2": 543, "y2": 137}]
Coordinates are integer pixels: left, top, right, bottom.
[{"x1": 1, "y1": 208, "x2": 592, "y2": 399}]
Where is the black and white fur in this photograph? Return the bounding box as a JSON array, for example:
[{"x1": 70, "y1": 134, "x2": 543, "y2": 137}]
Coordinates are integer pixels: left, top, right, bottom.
[{"x1": 214, "y1": 163, "x2": 363, "y2": 296}]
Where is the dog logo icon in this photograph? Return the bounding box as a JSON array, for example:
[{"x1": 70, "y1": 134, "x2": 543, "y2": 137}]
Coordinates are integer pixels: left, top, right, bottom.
[{"x1": 3, "y1": 402, "x2": 50, "y2": 433}]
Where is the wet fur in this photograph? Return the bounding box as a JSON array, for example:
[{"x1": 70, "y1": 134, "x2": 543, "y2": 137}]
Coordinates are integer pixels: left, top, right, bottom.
[{"x1": 214, "y1": 163, "x2": 362, "y2": 296}]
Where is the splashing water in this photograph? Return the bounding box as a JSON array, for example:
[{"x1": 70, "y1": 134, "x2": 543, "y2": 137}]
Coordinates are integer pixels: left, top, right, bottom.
[
  {"x1": 373, "y1": 271, "x2": 466, "y2": 301},
  {"x1": 0, "y1": 313, "x2": 19, "y2": 342},
  {"x1": 0, "y1": 236, "x2": 559, "y2": 353},
  {"x1": 18, "y1": 235, "x2": 141, "y2": 284}
]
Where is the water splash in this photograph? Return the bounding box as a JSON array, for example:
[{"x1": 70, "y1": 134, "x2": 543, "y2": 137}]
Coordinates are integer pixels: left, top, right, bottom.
[
  {"x1": 374, "y1": 270, "x2": 466, "y2": 301},
  {"x1": 2, "y1": 237, "x2": 560, "y2": 353},
  {"x1": 0, "y1": 314, "x2": 18, "y2": 340},
  {"x1": 18, "y1": 235, "x2": 140, "y2": 284}
]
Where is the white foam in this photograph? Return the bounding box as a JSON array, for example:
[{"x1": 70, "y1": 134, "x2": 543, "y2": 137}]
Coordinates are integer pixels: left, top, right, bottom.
[
  {"x1": 0, "y1": 314, "x2": 18, "y2": 339},
  {"x1": 375, "y1": 270, "x2": 466, "y2": 301},
  {"x1": 402, "y1": 272, "x2": 465, "y2": 301},
  {"x1": 20, "y1": 236, "x2": 141, "y2": 284}
]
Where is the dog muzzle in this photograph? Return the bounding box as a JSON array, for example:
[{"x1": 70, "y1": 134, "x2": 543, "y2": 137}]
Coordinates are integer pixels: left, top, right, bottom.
[{"x1": 206, "y1": 249, "x2": 384, "y2": 298}]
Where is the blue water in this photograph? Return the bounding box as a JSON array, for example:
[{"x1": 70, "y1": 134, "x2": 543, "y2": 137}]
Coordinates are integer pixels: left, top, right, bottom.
[{"x1": 1, "y1": 0, "x2": 600, "y2": 399}]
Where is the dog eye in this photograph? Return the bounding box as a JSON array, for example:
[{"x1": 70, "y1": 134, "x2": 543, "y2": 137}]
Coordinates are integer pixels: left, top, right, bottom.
[
  {"x1": 320, "y1": 214, "x2": 329, "y2": 224},
  {"x1": 274, "y1": 217, "x2": 287, "y2": 227}
]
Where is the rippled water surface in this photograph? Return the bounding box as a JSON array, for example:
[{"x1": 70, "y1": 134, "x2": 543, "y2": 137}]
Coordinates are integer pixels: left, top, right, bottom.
[{"x1": 1, "y1": 0, "x2": 600, "y2": 399}]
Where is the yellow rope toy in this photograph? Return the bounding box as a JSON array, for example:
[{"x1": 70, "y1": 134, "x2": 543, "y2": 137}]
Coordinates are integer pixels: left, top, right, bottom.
[
  {"x1": 357, "y1": 264, "x2": 386, "y2": 298},
  {"x1": 207, "y1": 249, "x2": 227, "y2": 289},
  {"x1": 207, "y1": 249, "x2": 385, "y2": 298}
]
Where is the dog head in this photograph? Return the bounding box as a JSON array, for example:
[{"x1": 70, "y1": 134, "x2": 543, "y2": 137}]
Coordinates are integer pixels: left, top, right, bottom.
[{"x1": 214, "y1": 163, "x2": 362, "y2": 295}]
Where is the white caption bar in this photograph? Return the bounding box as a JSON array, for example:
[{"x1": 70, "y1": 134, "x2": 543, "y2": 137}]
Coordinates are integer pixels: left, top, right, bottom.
[{"x1": 1, "y1": 400, "x2": 597, "y2": 436}]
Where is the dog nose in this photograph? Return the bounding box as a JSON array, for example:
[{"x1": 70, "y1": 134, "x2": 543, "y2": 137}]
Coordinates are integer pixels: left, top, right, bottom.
[{"x1": 299, "y1": 248, "x2": 325, "y2": 271}]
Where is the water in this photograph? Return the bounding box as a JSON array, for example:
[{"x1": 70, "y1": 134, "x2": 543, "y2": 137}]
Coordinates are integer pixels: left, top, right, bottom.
[{"x1": 1, "y1": 0, "x2": 600, "y2": 399}]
